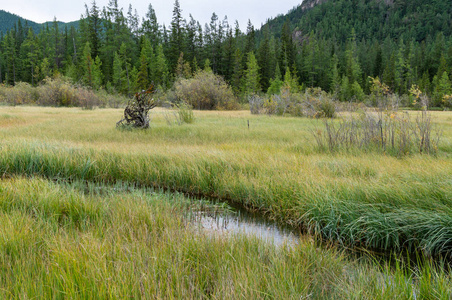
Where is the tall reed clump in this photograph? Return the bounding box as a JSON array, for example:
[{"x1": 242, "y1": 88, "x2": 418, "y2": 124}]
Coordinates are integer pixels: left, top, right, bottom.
[
  {"x1": 163, "y1": 102, "x2": 195, "y2": 125},
  {"x1": 312, "y1": 108, "x2": 442, "y2": 156}
]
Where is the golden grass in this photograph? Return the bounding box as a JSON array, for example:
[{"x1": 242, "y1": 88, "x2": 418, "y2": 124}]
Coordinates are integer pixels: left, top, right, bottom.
[
  {"x1": 1, "y1": 106, "x2": 452, "y2": 297},
  {"x1": 1, "y1": 106, "x2": 452, "y2": 253}
]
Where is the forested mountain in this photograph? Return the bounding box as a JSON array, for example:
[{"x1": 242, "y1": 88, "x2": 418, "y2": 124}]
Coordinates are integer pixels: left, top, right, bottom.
[
  {"x1": 0, "y1": 10, "x2": 40, "y2": 34},
  {"x1": 1, "y1": 0, "x2": 452, "y2": 107},
  {"x1": 264, "y1": 0, "x2": 452, "y2": 43},
  {"x1": 0, "y1": 10, "x2": 79, "y2": 35}
]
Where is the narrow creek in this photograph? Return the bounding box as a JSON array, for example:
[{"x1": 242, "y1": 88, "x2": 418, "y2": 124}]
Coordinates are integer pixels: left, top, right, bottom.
[
  {"x1": 185, "y1": 201, "x2": 302, "y2": 247},
  {"x1": 76, "y1": 180, "x2": 302, "y2": 247},
  {"x1": 72, "y1": 179, "x2": 449, "y2": 270}
]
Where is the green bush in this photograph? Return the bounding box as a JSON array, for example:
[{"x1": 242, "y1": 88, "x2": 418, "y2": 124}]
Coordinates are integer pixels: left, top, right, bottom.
[{"x1": 174, "y1": 70, "x2": 239, "y2": 110}]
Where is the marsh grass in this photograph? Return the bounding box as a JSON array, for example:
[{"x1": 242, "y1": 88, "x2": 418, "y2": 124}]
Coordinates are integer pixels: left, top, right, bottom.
[
  {"x1": 0, "y1": 177, "x2": 450, "y2": 298},
  {"x1": 1, "y1": 107, "x2": 452, "y2": 258},
  {"x1": 313, "y1": 108, "x2": 442, "y2": 156}
]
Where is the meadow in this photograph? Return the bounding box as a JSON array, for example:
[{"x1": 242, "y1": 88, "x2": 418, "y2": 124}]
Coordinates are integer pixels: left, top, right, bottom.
[{"x1": 1, "y1": 106, "x2": 452, "y2": 297}]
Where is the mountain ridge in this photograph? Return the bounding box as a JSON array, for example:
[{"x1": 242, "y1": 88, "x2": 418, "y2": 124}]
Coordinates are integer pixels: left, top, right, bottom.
[{"x1": 0, "y1": 10, "x2": 79, "y2": 34}]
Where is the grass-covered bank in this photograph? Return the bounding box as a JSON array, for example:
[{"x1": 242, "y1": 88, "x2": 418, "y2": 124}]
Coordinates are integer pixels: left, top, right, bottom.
[
  {"x1": 1, "y1": 106, "x2": 452, "y2": 258},
  {"x1": 0, "y1": 177, "x2": 450, "y2": 299}
]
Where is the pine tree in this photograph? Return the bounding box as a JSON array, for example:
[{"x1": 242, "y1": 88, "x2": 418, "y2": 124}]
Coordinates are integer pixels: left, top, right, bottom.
[
  {"x1": 231, "y1": 48, "x2": 243, "y2": 94},
  {"x1": 244, "y1": 20, "x2": 255, "y2": 57},
  {"x1": 280, "y1": 20, "x2": 295, "y2": 71},
  {"x1": 244, "y1": 52, "x2": 260, "y2": 95},
  {"x1": 137, "y1": 50, "x2": 149, "y2": 90},
  {"x1": 330, "y1": 54, "x2": 340, "y2": 95},
  {"x1": 169, "y1": 0, "x2": 185, "y2": 72},
  {"x1": 112, "y1": 52, "x2": 124, "y2": 92},
  {"x1": 283, "y1": 67, "x2": 299, "y2": 92},
  {"x1": 267, "y1": 63, "x2": 284, "y2": 95},
  {"x1": 82, "y1": 42, "x2": 94, "y2": 87},
  {"x1": 119, "y1": 42, "x2": 132, "y2": 95},
  {"x1": 127, "y1": 4, "x2": 140, "y2": 37},
  {"x1": 155, "y1": 44, "x2": 169, "y2": 88},
  {"x1": 344, "y1": 29, "x2": 362, "y2": 85},
  {"x1": 20, "y1": 28, "x2": 41, "y2": 85},
  {"x1": 86, "y1": 1, "x2": 101, "y2": 58},
  {"x1": 141, "y1": 37, "x2": 155, "y2": 84},
  {"x1": 3, "y1": 31, "x2": 17, "y2": 85},
  {"x1": 185, "y1": 15, "x2": 198, "y2": 65},
  {"x1": 373, "y1": 44, "x2": 383, "y2": 78},
  {"x1": 258, "y1": 25, "x2": 272, "y2": 92},
  {"x1": 223, "y1": 27, "x2": 235, "y2": 82},
  {"x1": 92, "y1": 56, "x2": 103, "y2": 89},
  {"x1": 142, "y1": 3, "x2": 161, "y2": 46},
  {"x1": 433, "y1": 71, "x2": 452, "y2": 106}
]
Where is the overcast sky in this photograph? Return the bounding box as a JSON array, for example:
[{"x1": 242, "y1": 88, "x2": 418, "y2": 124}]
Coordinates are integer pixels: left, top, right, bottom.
[{"x1": 2, "y1": 0, "x2": 301, "y2": 31}]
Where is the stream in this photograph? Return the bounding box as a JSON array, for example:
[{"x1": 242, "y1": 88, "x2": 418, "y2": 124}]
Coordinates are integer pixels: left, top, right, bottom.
[{"x1": 185, "y1": 203, "x2": 301, "y2": 247}]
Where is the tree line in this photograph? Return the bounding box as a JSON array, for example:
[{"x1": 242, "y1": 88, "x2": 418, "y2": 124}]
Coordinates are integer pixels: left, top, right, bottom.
[{"x1": 0, "y1": 0, "x2": 451, "y2": 107}]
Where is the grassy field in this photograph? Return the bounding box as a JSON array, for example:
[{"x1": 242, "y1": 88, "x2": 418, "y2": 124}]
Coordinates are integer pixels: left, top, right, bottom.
[
  {"x1": 0, "y1": 177, "x2": 450, "y2": 298},
  {"x1": 1, "y1": 106, "x2": 452, "y2": 297}
]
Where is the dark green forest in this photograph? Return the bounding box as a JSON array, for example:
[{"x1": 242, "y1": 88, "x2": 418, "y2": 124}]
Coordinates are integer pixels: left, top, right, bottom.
[
  {"x1": 0, "y1": 10, "x2": 79, "y2": 38},
  {"x1": 1, "y1": 0, "x2": 452, "y2": 106}
]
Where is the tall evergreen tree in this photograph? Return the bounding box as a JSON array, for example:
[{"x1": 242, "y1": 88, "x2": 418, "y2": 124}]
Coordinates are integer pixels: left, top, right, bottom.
[
  {"x1": 168, "y1": 0, "x2": 185, "y2": 72},
  {"x1": 142, "y1": 3, "x2": 161, "y2": 46},
  {"x1": 20, "y1": 28, "x2": 41, "y2": 85},
  {"x1": 86, "y1": 1, "x2": 101, "y2": 59},
  {"x1": 3, "y1": 31, "x2": 17, "y2": 85},
  {"x1": 244, "y1": 52, "x2": 260, "y2": 94},
  {"x1": 280, "y1": 20, "x2": 295, "y2": 71},
  {"x1": 258, "y1": 25, "x2": 272, "y2": 92},
  {"x1": 82, "y1": 42, "x2": 94, "y2": 87}
]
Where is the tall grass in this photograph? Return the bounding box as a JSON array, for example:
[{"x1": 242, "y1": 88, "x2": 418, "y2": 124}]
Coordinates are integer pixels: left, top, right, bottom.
[
  {"x1": 0, "y1": 177, "x2": 450, "y2": 298},
  {"x1": 313, "y1": 108, "x2": 442, "y2": 156},
  {"x1": 1, "y1": 107, "x2": 452, "y2": 258}
]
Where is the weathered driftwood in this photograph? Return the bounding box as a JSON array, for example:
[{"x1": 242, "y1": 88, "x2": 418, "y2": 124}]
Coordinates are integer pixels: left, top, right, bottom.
[{"x1": 116, "y1": 86, "x2": 157, "y2": 129}]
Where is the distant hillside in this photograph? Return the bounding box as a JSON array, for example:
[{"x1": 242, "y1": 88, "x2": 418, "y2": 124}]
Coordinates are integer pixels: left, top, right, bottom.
[
  {"x1": 0, "y1": 10, "x2": 79, "y2": 34},
  {"x1": 263, "y1": 0, "x2": 452, "y2": 43}
]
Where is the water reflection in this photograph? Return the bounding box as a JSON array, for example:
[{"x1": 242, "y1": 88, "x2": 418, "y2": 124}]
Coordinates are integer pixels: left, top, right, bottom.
[{"x1": 187, "y1": 208, "x2": 300, "y2": 247}]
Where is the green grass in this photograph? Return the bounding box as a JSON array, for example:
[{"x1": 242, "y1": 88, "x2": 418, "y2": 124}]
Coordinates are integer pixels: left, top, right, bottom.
[
  {"x1": 1, "y1": 106, "x2": 452, "y2": 294},
  {"x1": 0, "y1": 177, "x2": 450, "y2": 299},
  {"x1": 1, "y1": 107, "x2": 452, "y2": 256}
]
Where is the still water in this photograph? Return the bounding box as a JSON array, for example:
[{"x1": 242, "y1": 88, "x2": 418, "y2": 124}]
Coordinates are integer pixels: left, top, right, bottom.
[{"x1": 186, "y1": 205, "x2": 301, "y2": 247}]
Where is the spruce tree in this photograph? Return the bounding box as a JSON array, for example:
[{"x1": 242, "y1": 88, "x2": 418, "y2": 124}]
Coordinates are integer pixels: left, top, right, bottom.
[
  {"x1": 244, "y1": 52, "x2": 260, "y2": 95},
  {"x1": 82, "y1": 42, "x2": 94, "y2": 87},
  {"x1": 258, "y1": 25, "x2": 272, "y2": 92},
  {"x1": 169, "y1": 0, "x2": 185, "y2": 72},
  {"x1": 142, "y1": 3, "x2": 161, "y2": 46}
]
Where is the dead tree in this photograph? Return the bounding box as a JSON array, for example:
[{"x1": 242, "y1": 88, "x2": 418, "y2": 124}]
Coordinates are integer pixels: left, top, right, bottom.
[{"x1": 116, "y1": 85, "x2": 157, "y2": 129}]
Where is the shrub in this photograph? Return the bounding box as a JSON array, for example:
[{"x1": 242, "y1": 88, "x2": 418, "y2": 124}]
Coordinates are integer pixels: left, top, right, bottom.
[
  {"x1": 0, "y1": 77, "x2": 128, "y2": 109},
  {"x1": 174, "y1": 70, "x2": 239, "y2": 110},
  {"x1": 248, "y1": 87, "x2": 336, "y2": 118},
  {"x1": 248, "y1": 94, "x2": 265, "y2": 115},
  {"x1": 0, "y1": 82, "x2": 38, "y2": 105}
]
